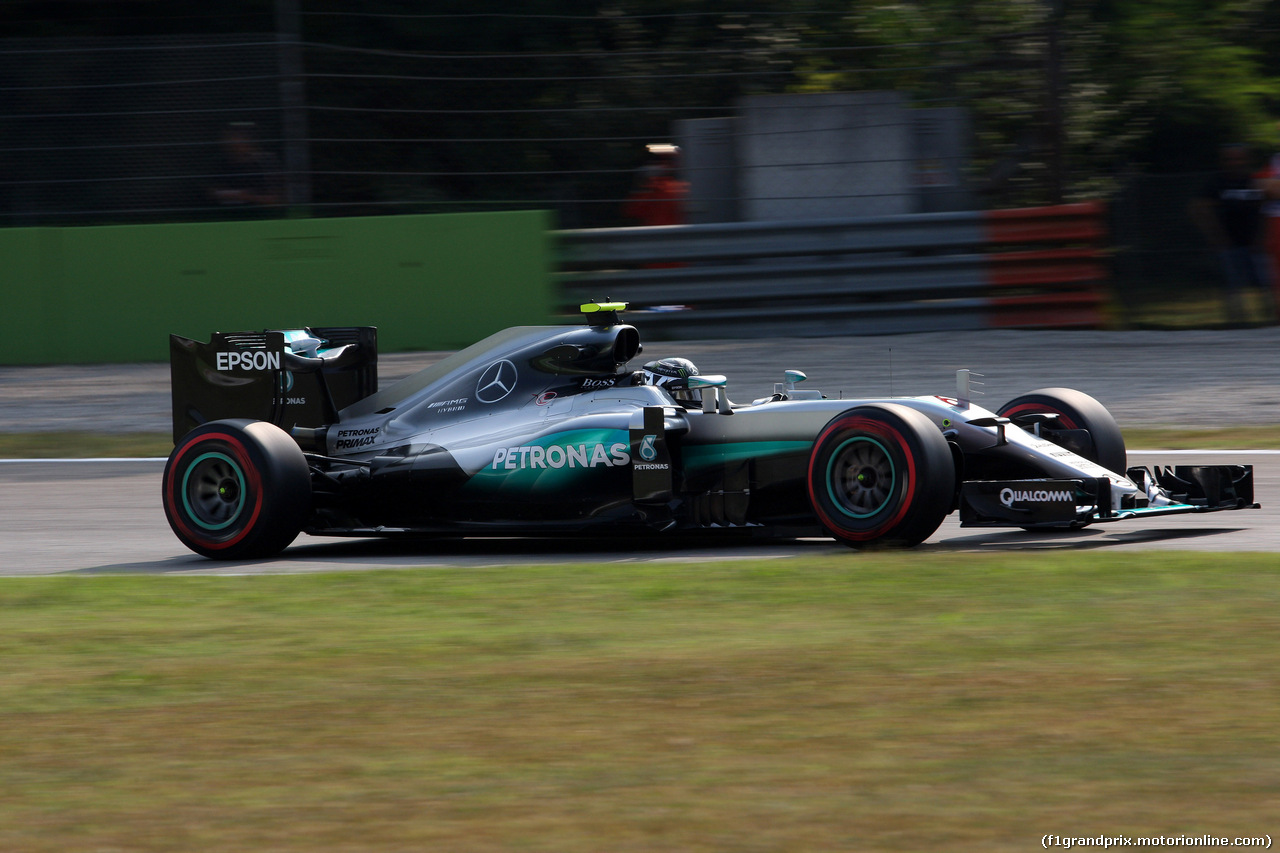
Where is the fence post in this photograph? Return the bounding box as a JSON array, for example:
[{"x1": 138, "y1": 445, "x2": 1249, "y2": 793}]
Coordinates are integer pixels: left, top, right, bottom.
[{"x1": 276, "y1": 0, "x2": 312, "y2": 211}]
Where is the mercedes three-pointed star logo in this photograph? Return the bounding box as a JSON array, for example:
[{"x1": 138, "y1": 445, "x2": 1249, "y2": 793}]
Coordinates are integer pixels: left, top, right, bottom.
[{"x1": 475, "y1": 359, "x2": 518, "y2": 404}]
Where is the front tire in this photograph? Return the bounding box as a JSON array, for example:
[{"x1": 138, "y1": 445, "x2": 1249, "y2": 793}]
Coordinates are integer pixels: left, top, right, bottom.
[
  {"x1": 163, "y1": 419, "x2": 311, "y2": 559},
  {"x1": 807, "y1": 404, "x2": 956, "y2": 548},
  {"x1": 998, "y1": 387, "x2": 1126, "y2": 474}
]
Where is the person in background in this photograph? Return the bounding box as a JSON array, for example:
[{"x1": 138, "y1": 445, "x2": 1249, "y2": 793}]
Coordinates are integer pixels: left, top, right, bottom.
[
  {"x1": 1189, "y1": 143, "x2": 1277, "y2": 326},
  {"x1": 1262, "y1": 124, "x2": 1280, "y2": 307},
  {"x1": 622, "y1": 143, "x2": 687, "y2": 227},
  {"x1": 208, "y1": 122, "x2": 283, "y2": 215}
]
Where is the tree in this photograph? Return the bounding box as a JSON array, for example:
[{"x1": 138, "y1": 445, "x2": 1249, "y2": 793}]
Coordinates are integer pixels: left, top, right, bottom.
[{"x1": 3, "y1": 0, "x2": 1278, "y2": 224}]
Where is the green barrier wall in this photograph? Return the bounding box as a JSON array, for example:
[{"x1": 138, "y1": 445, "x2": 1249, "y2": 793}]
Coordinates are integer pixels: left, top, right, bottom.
[{"x1": 0, "y1": 211, "x2": 553, "y2": 365}]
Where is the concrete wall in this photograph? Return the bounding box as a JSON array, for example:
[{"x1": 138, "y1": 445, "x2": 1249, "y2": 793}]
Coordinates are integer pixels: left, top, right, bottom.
[
  {"x1": 737, "y1": 91, "x2": 916, "y2": 221},
  {"x1": 675, "y1": 117, "x2": 741, "y2": 225},
  {"x1": 0, "y1": 211, "x2": 553, "y2": 365},
  {"x1": 678, "y1": 92, "x2": 974, "y2": 223},
  {"x1": 913, "y1": 107, "x2": 974, "y2": 214}
]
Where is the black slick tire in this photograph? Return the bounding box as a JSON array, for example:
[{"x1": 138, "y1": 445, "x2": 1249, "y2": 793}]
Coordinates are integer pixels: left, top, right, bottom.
[
  {"x1": 806, "y1": 403, "x2": 955, "y2": 549},
  {"x1": 998, "y1": 387, "x2": 1126, "y2": 474},
  {"x1": 163, "y1": 419, "x2": 311, "y2": 560}
]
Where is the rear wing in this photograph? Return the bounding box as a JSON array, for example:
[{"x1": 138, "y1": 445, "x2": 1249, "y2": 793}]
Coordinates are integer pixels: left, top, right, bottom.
[{"x1": 169, "y1": 326, "x2": 377, "y2": 444}]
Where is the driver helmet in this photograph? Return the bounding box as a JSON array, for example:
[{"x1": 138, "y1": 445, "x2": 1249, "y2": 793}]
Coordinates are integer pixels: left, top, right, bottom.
[{"x1": 643, "y1": 357, "x2": 699, "y2": 402}]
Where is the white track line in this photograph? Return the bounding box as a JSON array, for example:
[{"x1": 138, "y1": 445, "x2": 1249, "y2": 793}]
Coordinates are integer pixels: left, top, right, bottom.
[
  {"x1": 0, "y1": 457, "x2": 168, "y2": 464},
  {"x1": 1127, "y1": 450, "x2": 1280, "y2": 455}
]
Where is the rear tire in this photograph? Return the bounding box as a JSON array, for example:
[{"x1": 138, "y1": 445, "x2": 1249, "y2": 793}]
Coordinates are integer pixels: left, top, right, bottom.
[
  {"x1": 998, "y1": 388, "x2": 1126, "y2": 474},
  {"x1": 163, "y1": 419, "x2": 311, "y2": 559},
  {"x1": 807, "y1": 404, "x2": 955, "y2": 548}
]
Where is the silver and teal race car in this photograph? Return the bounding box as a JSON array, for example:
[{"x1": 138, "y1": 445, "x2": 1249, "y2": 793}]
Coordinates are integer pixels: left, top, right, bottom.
[{"x1": 163, "y1": 304, "x2": 1258, "y2": 559}]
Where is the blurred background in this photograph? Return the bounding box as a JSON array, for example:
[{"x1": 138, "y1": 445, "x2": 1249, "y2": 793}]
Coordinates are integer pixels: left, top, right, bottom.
[{"x1": 3, "y1": 0, "x2": 1279, "y2": 329}]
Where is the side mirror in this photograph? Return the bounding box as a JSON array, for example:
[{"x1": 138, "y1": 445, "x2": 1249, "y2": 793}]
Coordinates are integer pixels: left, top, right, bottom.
[{"x1": 689, "y1": 374, "x2": 731, "y2": 415}]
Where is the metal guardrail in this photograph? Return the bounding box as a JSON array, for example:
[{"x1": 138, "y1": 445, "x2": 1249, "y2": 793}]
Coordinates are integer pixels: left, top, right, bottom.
[{"x1": 557, "y1": 202, "x2": 1109, "y2": 338}]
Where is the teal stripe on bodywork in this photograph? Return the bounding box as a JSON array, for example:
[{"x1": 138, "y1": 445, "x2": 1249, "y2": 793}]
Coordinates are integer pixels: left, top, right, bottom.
[
  {"x1": 682, "y1": 440, "x2": 813, "y2": 472},
  {"x1": 1110, "y1": 503, "x2": 1199, "y2": 517}
]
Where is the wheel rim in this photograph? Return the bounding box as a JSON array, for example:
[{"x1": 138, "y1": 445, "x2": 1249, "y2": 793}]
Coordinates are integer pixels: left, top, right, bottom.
[
  {"x1": 181, "y1": 451, "x2": 247, "y2": 531},
  {"x1": 826, "y1": 436, "x2": 897, "y2": 519}
]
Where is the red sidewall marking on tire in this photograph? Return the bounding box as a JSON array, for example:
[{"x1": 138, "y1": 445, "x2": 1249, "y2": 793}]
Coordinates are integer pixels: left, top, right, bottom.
[
  {"x1": 807, "y1": 416, "x2": 919, "y2": 542},
  {"x1": 1000, "y1": 403, "x2": 1079, "y2": 431},
  {"x1": 165, "y1": 432, "x2": 265, "y2": 551}
]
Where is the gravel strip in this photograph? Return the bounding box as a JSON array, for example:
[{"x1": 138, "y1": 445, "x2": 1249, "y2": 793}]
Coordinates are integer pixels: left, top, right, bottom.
[{"x1": 2, "y1": 328, "x2": 1277, "y2": 433}]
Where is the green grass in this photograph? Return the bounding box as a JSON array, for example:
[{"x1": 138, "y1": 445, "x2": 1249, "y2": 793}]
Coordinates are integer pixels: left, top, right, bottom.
[
  {"x1": 2, "y1": 554, "x2": 1278, "y2": 851},
  {"x1": 1, "y1": 425, "x2": 1278, "y2": 459},
  {"x1": 1123, "y1": 426, "x2": 1280, "y2": 450},
  {"x1": 1116, "y1": 288, "x2": 1275, "y2": 330},
  {"x1": 0, "y1": 431, "x2": 174, "y2": 459}
]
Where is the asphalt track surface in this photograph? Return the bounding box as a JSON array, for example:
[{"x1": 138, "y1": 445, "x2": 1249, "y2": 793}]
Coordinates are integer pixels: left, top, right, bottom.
[
  {"x1": 0, "y1": 450, "x2": 1273, "y2": 576},
  {"x1": 2, "y1": 327, "x2": 1279, "y2": 575}
]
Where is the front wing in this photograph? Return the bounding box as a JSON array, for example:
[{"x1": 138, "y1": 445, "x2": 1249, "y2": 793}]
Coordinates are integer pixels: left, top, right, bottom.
[{"x1": 959, "y1": 465, "x2": 1258, "y2": 528}]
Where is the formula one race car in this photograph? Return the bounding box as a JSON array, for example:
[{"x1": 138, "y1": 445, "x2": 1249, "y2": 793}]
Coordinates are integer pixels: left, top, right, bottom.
[{"x1": 164, "y1": 304, "x2": 1258, "y2": 559}]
